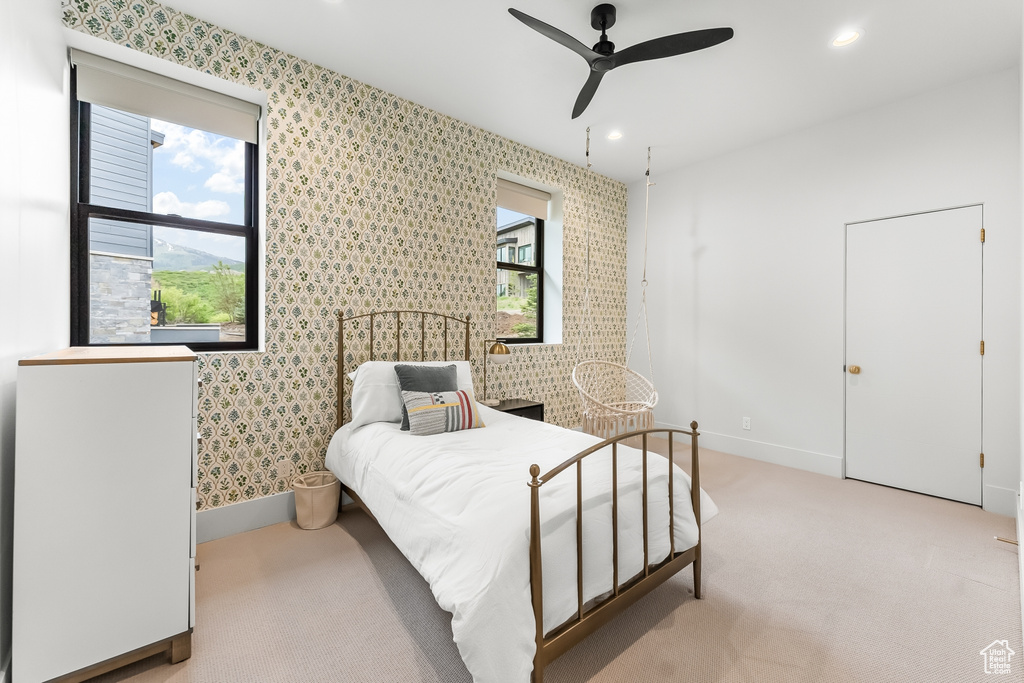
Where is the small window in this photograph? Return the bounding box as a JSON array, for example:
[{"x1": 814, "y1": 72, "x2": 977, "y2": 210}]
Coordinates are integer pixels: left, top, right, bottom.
[
  {"x1": 69, "y1": 50, "x2": 260, "y2": 351},
  {"x1": 496, "y1": 207, "x2": 543, "y2": 342},
  {"x1": 518, "y1": 244, "x2": 532, "y2": 265}
]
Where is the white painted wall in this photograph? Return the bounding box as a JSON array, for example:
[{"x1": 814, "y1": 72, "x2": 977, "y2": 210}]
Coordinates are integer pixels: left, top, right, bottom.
[
  {"x1": 1018, "y1": 8, "x2": 1024, "y2": 635},
  {"x1": 628, "y1": 68, "x2": 1021, "y2": 516},
  {"x1": 0, "y1": 0, "x2": 71, "y2": 675}
]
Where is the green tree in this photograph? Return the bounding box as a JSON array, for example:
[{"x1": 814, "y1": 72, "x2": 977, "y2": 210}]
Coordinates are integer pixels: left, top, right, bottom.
[
  {"x1": 512, "y1": 273, "x2": 538, "y2": 336},
  {"x1": 211, "y1": 261, "x2": 245, "y2": 322},
  {"x1": 521, "y1": 273, "x2": 538, "y2": 319},
  {"x1": 511, "y1": 321, "x2": 536, "y2": 336},
  {"x1": 160, "y1": 286, "x2": 213, "y2": 324}
]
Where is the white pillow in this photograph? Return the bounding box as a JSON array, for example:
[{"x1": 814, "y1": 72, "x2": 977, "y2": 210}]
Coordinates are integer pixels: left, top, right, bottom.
[{"x1": 348, "y1": 360, "x2": 475, "y2": 429}]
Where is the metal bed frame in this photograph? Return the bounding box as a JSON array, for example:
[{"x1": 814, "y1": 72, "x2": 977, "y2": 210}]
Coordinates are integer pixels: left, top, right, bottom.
[{"x1": 336, "y1": 310, "x2": 702, "y2": 683}]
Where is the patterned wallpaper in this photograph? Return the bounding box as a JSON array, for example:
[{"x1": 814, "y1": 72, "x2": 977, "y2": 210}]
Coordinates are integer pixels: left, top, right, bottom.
[{"x1": 65, "y1": 0, "x2": 629, "y2": 511}]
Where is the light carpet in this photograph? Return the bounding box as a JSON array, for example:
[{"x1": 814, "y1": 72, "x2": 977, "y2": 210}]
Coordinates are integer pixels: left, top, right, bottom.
[{"x1": 92, "y1": 446, "x2": 1022, "y2": 682}]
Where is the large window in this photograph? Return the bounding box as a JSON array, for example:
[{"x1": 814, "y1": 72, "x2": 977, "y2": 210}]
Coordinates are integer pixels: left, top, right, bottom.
[{"x1": 69, "y1": 50, "x2": 260, "y2": 351}]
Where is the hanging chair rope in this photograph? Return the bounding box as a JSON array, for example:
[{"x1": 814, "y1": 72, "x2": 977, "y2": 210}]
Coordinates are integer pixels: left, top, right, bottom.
[
  {"x1": 572, "y1": 139, "x2": 659, "y2": 439},
  {"x1": 625, "y1": 147, "x2": 655, "y2": 382},
  {"x1": 575, "y1": 127, "x2": 595, "y2": 367}
]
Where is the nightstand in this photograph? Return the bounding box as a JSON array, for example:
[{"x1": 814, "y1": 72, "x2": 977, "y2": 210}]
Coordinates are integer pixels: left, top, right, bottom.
[{"x1": 493, "y1": 398, "x2": 544, "y2": 422}]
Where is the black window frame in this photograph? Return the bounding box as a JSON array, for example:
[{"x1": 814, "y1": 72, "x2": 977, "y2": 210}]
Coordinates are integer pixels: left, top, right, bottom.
[
  {"x1": 69, "y1": 65, "x2": 260, "y2": 352},
  {"x1": 496, "y1": 216, "x2": 544, "y2": 344}
]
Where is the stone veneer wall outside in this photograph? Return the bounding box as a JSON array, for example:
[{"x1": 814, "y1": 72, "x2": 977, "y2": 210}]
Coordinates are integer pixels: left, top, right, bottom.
[
  {"x1": 89, "y1": 252, "x2": 152, "y2": 343},
  {"x1": 66, "y1": 0, "x2": 629, "y2": 511}
]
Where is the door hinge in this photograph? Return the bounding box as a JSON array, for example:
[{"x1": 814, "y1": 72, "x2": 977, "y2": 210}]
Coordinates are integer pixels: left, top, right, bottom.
[
  {"x1": 980, "y1": 228, "x2": 986, "y2": 243},
  {"x1": 980, "y1": 452, "x2": 985, "y2": 468},
  {"x1": 980, "y1": 340, "x2": 985, "y2": 356}
]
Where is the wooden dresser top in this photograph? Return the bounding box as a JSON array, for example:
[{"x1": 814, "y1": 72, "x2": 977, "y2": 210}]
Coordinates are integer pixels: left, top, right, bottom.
[{"x1": 19, "y1": 346, "x2": 197, "y2": 366}]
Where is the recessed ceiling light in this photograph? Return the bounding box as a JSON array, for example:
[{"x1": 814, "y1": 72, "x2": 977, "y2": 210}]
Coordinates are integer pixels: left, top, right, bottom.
[
  {"x1": 607, "y1": 131, "x2": 623, "y2": 140},
  {"x1": 832, "y1": 29, "x2": 861, "y2": 47}
]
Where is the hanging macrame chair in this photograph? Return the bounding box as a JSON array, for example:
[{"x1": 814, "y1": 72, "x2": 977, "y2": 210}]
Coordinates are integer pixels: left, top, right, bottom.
[
  {"x1": 573, "y1": 135, "x2": 658, "y2": 440},
  {"x1": 573, "y1": 360, "x2": 658, "y2": 438}
]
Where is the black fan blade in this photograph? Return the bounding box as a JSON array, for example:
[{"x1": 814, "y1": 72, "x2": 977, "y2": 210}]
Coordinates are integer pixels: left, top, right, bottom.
[
  {"x1": 572, "y1": 70, "x2": 605, "y2": 119},
  {"x1": 611, "y1": 27, "x2": 733, "y2": 69},
  {"x1": 509, "y1": 8, "x2": 600, "y2": 65}
]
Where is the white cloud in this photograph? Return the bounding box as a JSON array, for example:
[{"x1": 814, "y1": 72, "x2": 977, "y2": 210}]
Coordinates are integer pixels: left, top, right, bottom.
[
  {"x1": 205, "y1": 171, "x2": 244, "y2": 195},
  {"x1": 154, "y1": 191, "x2": 231, "y2": 220},
  {"x1": 151, "y1": 119, "x2": 245, "y2": 195}
]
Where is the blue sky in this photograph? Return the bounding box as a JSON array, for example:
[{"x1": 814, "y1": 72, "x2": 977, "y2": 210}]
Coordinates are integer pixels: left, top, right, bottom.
[
  {"x1": 497, "y1": 207, "x2": 531, "y2": 228},
  {"x1": 150, "y1": 119, "x2": 246, "y2": 261}
]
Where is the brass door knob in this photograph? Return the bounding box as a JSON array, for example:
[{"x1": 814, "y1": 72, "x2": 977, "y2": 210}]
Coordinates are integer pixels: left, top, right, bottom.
[{"x1": 848, "y1": 365, "x2": 861, "y2": 375}]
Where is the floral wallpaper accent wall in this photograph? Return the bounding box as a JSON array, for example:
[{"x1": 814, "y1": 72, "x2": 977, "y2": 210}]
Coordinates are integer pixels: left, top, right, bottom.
[{"x1": 65, "y1": 0, "x2": 629, "y2": 511}]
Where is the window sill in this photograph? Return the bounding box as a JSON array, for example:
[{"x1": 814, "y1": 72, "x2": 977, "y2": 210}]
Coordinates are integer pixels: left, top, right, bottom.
[{"x1": 500, "y1": 341, "x2": 563, "y2": 348}]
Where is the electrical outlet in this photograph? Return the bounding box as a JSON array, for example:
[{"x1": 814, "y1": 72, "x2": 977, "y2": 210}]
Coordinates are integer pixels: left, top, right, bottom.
[
  {"x1": 742, "y1": 417, "x2": 751, "y2": 430},
  {"x1": 276, "y1": 459, "x2": 295, "y2": 482}
]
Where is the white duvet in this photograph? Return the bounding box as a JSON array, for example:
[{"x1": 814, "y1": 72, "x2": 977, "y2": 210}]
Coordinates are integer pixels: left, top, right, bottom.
[{"x1": 325, "y1": 405, "x2": 717, "y2": 683}]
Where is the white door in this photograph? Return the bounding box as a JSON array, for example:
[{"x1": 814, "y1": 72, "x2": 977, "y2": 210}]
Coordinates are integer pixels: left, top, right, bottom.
[{"x1": 845, "y1": 205, "x2": 983, "y2": 505}]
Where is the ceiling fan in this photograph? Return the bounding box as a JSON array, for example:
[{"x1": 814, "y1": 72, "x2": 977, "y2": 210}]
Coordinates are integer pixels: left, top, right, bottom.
[{"x1": 508, "y1": 4, "x2": 734, "y2": 119}]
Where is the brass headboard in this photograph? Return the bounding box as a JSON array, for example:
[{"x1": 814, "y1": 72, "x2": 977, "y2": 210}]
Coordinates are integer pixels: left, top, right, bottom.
[{"x1": 336, "y1": 311, "x2": 472, "y2": 430}]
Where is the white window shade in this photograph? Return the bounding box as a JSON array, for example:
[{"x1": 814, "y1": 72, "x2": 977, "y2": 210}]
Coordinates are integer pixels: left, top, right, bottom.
[
  {"x1": 497, "y1": 178, "x2": 551, "y2": 220},
  {"x1": 71, "y1": 49, "x2": 260, "y2": 144}
]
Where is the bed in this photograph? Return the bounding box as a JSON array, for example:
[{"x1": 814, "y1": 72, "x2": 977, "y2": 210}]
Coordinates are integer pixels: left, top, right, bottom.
[{"x1": 327, "y1": 310, "x2": 716, "y2": 682}]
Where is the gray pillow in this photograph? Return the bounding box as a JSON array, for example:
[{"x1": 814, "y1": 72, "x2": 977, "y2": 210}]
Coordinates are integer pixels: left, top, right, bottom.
[{"x1": 394, "y1": 364, "x2": 458, "y2": 430}]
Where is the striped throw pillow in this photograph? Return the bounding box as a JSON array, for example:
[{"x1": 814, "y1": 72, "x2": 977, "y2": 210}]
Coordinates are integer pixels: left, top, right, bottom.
[{"x1": 401, "y1": 389, "x2": 485, "y2": 436}]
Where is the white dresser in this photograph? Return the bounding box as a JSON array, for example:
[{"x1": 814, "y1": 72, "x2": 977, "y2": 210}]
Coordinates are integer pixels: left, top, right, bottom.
[{"x1": 13, "y1": 347, "x2": 198, "y2": 683}]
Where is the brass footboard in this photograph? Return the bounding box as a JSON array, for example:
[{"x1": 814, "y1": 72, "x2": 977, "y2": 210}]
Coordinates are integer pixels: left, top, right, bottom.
[{"x1": 528, "y1": 423, "x2": 702, "y2": 683}]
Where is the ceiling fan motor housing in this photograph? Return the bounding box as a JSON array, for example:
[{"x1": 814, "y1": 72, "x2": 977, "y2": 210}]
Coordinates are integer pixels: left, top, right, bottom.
[
  {"x1": 591, "y1": 4, "x2": 616, "y2": 31},
  {"x1": 591, "y1": 4, "x2": 617, "y2": 55}
]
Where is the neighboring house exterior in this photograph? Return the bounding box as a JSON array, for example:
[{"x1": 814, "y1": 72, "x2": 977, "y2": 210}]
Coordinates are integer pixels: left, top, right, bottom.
[
  {"x1": 88, "y1": 104, "x2": 162, "y2": 343},
  {"x1": 496, "y1": 216, "x2": 535, "y2": 297}
]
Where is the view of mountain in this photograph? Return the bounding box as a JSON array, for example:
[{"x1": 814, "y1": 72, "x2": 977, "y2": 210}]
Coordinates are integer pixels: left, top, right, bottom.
[{"x1": 154, "y1": 238, "x2": 245, "y2": 272}]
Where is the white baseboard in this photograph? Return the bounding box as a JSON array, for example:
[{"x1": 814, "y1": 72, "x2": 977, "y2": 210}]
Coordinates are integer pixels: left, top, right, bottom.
[
  {"x1": 655, "y1": 422, "x2": 1015, "y2": 517},
  {"x1": 657, "y1": 421, "x2": 843, "y2": 478},
  {"x1": 985, "y1": 484, "x2": 1018, "y2": 517},
  {"x1": 196, "y1": 491, "x2": 295, "y2": 544},
  {"x1": 1017, "y1": 482, "x2": 1023, "y2": 649}
]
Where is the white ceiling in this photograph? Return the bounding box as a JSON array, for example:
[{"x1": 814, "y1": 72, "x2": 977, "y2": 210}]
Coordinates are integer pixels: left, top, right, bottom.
[{"x1": 163, "y1": 0, "x2": 1020, "y2": 183}]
